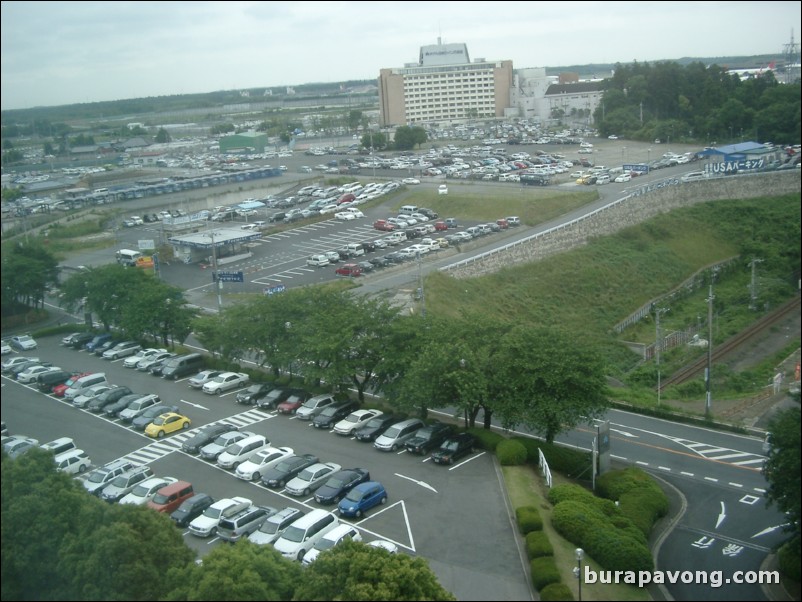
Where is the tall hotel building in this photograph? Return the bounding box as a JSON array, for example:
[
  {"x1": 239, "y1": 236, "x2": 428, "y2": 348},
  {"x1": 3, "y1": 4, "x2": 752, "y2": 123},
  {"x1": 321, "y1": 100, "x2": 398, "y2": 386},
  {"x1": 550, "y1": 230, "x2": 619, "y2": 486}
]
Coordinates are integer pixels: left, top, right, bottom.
[{"x1": 378, "y1": 40, "x2": 513, "y2": 127}]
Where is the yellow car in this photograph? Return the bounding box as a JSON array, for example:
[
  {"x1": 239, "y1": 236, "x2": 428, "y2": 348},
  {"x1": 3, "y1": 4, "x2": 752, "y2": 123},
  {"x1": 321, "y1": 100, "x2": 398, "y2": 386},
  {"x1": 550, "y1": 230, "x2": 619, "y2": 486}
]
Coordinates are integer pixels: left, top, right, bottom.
[{"x1": 144, "y1": 412, "x2": 191, "y2": 438}]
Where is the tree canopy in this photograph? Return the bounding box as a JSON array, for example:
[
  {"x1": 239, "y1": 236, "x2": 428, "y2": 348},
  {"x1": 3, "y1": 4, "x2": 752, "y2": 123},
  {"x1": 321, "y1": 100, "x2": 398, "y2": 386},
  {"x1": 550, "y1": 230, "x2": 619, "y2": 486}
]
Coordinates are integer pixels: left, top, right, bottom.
[
  {"x1": 0, "y1": 241, "x2": 59, "y2": 313},
  {"x1": 763, "y1": 407, "x2": 801, "y2": 546}
]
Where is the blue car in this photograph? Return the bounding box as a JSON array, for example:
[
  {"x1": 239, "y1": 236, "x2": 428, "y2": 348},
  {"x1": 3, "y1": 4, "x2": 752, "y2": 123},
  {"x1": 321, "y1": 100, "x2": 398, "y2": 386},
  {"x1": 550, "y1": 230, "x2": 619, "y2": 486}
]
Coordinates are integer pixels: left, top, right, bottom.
[
  {"x1": 85, "y1": 333, "x2": 112, "y2": 352},
  {"x1": 337, "y1": 481, "x2": 387, "y2": 518}
]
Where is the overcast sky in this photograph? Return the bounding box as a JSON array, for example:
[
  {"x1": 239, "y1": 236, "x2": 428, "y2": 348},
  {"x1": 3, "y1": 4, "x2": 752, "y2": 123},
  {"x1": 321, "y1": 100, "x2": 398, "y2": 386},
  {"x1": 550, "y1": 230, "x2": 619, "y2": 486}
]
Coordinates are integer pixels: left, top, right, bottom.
[{"x1": 2, "y1": 1, "x2": 799, "y2": 111}]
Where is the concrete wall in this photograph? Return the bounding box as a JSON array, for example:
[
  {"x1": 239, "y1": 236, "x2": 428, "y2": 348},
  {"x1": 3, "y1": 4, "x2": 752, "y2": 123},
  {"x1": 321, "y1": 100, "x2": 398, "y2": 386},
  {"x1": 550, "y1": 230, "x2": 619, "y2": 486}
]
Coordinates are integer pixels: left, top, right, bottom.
[{"x1": 441, "y1": 171, "x2": 801, "y2": 279}]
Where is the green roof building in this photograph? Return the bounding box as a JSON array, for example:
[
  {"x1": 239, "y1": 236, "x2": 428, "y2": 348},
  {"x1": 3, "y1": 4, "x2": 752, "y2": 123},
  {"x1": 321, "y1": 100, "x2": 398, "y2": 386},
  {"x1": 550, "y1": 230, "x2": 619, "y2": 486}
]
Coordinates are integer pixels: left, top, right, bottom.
[{"x1": 219, "y1": 131, "x2": 268, "y2": 153}]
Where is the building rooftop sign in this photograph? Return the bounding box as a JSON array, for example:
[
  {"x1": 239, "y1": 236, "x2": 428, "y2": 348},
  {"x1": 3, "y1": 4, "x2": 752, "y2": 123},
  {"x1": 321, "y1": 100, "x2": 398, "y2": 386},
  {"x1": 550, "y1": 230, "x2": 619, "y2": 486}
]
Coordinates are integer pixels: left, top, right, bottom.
[{"x1": 419, "y1": 42, "x2": 470, "y2": 66}]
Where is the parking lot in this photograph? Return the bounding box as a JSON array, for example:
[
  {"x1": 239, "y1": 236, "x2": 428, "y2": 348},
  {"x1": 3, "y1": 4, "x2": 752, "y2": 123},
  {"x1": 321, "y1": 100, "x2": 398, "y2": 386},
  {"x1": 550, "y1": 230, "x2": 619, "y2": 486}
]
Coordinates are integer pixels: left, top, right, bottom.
[{"x1": 2, "y1": 336, "x2": 533, "y2": 600}]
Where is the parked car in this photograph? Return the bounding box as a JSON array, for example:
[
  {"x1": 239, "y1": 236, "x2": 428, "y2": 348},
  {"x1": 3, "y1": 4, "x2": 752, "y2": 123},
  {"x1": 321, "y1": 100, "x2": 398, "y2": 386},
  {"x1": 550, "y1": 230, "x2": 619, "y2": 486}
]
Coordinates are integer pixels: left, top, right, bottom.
[
  {"x1": 104, "y1": 392, "x2": 156, "y2": 418},
  {"x1": 131, "y1": 403, "x2": 179, "y2": 431},
  {"x1": 235, "y1": 382, "x2": 274, "y2": 406},
  {"x1": 100, "y1": 466, "x2": 154, "y2": 503},
  {"x1": 302, "y1": 524, "x2": 362, "y2": 565},
  {"x1": 295, "y1": 394, "x2": 336, "y2": 420},
  {"x1": 144, "y1": 412, "x2": 191, "y2": 438},
  {"x1": 404, "y1": 421, "x2": 453, "y2": 455},
  {"x1": 136, "y1": 350, "x2": 174, "y2": 372},
  {"x1": 118, "y1": 394, "x2": 163, "y2": 423},
  {"x1": 120, "y1": 476, "x2": 178, "y2": 505},
  {"x1": 337, "y1": 481, "x2": 387, "y2": 518},
  {"x1": 312, "y1": 400, "x2": 360, "y2": 430},
  {"x1": 265, "y1": 388, "x2": 309, "y2": 412},
  {"x1": 3, "y1": 356, "x2": 40, "y2": 374},
  {"x1": 216, "y1": 434, "x2": 270, "y2": 470},
  {"x1": 261, "y1": 453, "x2": 319, "y2": 489},
  {"x1": 217, "y1": 505, "x2": 276, "y2": 543},
  {"x1": 36, "y1": 370, "x2": 76, "y2": 393},
  {"x1": 86, "y1": 386, "x2": 132, "y2": 412},
  {"x1": 285, "y1": 462, "x2": 341, "y2": 497},
  {"x1": 63, "y1": 332, "x2": 95, "y2": 349},
  {"x1": 123, "y1": 348, "x2": 167, "y2": 369},
  {"x1": 83, "y1": 459, "x2": 135, "y2": 496},
  {"x1": 17, "y1": 365, "x2": 60, "y2": 384},
  {"x1": 200, "y1": 430, "x2": 256, "y2": 462},
  {"x1": 431, "y1": 432, "x2": 477, "y2": 464},
  {"x1": 102, "y1": 341, "x2": 142, "y2": 360},
  {"x1": 333, "y1": 409, "x2": 383, "y2": 436},
  {"x1": 202, "y1": 372, "x2": 249, "y2": 395},
  {"x1": 10, "y1": 335, "x2": 37, "y2": 351},
  {"x1": 355, "y1": 414, "x2": 403, "y2": 442},
  {"x1": 54, "y1": 449, "x2": 92, "y2": 475},
  {"x1": 85, "y1": 333, "x2": 113, "y2": 352},
  {"x1": 314, "y1": 468, "x2": 370, "y2": 505},
  {"x1": 4, "y1": 436, "x2": 39, "y2": 459},
  {"x1": 72, "y1": 383, "x2": 115, "y2": 408},
  {"x1": 181, "y1": 423, "x2": 238, "y2": 455},
  {"x1": 234, "y1": 446, "x2": 294, "y2": 481},
  {"x1": 189, "y1": 496, "x2": 252, "y2": 538},
  {"x1": 374, "y1": 418, "x2": 425, "y2": 451},
  {"x1": 187, "y1": 370, "x2": 223, "y2": 389},
  {"x1": 273, "y1": 509, "x2": 339, "y2": 561},
  {"x1": 147, "y1": 480, "x2": 195, "y2": 513},
  {"x1": 248, "y1": 507, "x2": 305, "y2": 546},
  {"x1": 171, "y1": 493, "x2": 216, "y2": 527}
]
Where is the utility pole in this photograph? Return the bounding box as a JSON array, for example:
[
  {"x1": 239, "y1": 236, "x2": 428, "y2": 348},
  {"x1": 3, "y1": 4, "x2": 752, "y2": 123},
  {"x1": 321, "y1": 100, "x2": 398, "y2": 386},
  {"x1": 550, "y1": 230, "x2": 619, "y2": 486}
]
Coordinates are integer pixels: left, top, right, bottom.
[
  {"x1": 748, "y1": 258, "x2": 763, "y2": 310},
  {"x1": 654, "y1": 307, "x2": 669, "y2": 407},
  {"x1": 208, "y1": 230, "x2": 222, "y2": 312},
  {"x1": 705, "y1": 284, "x2": 714, "y2": 419}
]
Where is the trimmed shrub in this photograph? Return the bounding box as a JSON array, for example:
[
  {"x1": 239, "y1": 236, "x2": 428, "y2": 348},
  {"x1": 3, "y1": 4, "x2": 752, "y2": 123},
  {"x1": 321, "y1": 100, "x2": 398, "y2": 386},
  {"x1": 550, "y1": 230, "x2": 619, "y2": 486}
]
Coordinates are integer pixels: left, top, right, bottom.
[
  {"x1": 539, "y1": 583, "x2": 575, "y2": 601},
  {"x1": 551, "y1": 500, "x2": 608, "y2": 545},
  {"x1": 547, "y1": 484, "x2": 617, "y2": 516},
  {"x1": 497, "y1": 439, "x2": 527, "y2": 465},
  {"x1": 609, "y1": 515, "x2": 647, "y2": 545},
  {"x1": 778, "y1": 537, "x2": 801, "y2": 582},
  {"x1": 468, "y1": 427, "x2": 504, "y2": 451},
  {"x1": 618, "y1": 488, "x2": 669, "y2": 537},
  {"x1": 583, "y1": 527, "x2": 654, "y2": 573},
  {"x1": 596, "y1": 466, "x2": 662, "y2": 500},
  {"x1": 516, "y1": 506, "x2": 543, "y2": 534},
  {"x1": 531, "y1": 556, "x2": 561, "y2": 591},
  {"x1": 510, "y1": 437, "x2": 592, "y2": 477},
  {"x1": 525, "y1": 531, "x2": 553, "y2": 559}
]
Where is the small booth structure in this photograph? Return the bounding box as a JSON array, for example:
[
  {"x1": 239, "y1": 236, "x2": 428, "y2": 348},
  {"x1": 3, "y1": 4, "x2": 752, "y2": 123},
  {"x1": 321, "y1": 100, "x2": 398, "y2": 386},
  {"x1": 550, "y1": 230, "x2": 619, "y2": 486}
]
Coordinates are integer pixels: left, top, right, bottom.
[
  {"x1": 167, "y1": 227, "x2": 261, "y2": 265},
  {"x1": 697, "y1": 142, "x2": 782, "y2": 175}
]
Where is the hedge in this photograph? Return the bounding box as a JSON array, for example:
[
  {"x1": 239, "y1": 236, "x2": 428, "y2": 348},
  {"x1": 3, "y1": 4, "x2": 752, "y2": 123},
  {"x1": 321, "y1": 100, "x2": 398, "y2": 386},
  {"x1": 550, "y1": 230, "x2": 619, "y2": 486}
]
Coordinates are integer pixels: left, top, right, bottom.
[
  {"x1": 511, "y1": 436, "x2": 591, "y2": 477},
  {"x1": 525, "y1": 530, "x2": 553, "y2": 559},
  {"x1": 551, "y1": 500, "x2": 609, "y2": 544},
  {"x1": 515, "y1": 505, "x2": 543, "y2": 534},
  {"x1": 547, "y1": 484, "x2": 617, "y2": 517},
  {"x1": 497, "y1": 439, "x2": 527, "y2": 465},
  {"x1": 596, "y1": 467, "x2": 669, "y2": 537},
  {"x1": 778, "y1": 537, "x2": 801, "y2": 582},
  {"x1": 539, "y1": 583, "x2": 574, "y2": 601},
  {"x1": 530, "y1": 556, "x2": 561, "y2": 591},
  {"x1": 468, "y1": 427, "x2": 505, "y2": 452}
]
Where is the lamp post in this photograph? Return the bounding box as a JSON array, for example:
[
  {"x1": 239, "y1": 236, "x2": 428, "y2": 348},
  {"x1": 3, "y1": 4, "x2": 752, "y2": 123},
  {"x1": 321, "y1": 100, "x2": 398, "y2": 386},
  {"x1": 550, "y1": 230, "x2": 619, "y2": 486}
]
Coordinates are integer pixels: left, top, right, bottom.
[
  {"x1": 207, "y1": 230, "x2": 222, "y2": 312},
  {"x1": 705, "y1": 284, "x2": 715, "y2": 419},
  {"x1": 655, "y1": 307, "x2": 669, "y2": 407},
  {"x1": 574, "y1": 548, "x2": 585, "y2": 601},
  {"x1": 647, "y1": 147, "x2": 651, "y2": 164}
]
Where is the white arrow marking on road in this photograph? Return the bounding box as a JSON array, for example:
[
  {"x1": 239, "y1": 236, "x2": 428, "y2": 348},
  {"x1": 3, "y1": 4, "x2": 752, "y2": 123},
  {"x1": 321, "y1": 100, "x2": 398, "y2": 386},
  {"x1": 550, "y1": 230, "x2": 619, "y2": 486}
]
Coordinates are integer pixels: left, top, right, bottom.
[
  {"x1": 716, "y1": 501, "x2": 726, "y2": 529},
  {"x1": 180, "y1": 399, "x2": 210, "y2": 411},
  {"x1": 394, "y1": 472, "x2": 437, "y2": 493},
  {"x1": 752, "y1": 524, "x2": 791, "y2": 538},
  {"x1": 610, "y1": 428, "x2": 638, "y2": 438}
]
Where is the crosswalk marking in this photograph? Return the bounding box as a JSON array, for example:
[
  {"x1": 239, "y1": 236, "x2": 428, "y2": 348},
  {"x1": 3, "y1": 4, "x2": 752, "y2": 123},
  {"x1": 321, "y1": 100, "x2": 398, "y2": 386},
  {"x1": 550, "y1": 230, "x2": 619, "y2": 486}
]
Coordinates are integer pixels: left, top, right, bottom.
[{"x1": 663, "y1": 436, "x2": 765, "y2": 468}]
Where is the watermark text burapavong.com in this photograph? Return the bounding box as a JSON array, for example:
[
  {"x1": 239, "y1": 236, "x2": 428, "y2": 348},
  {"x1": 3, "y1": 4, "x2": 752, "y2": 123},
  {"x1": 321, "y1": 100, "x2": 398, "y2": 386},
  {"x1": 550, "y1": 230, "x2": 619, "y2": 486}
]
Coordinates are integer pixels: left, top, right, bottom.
[{"x1": 584, "y1": 567, "x2": 780, "y2": 589}]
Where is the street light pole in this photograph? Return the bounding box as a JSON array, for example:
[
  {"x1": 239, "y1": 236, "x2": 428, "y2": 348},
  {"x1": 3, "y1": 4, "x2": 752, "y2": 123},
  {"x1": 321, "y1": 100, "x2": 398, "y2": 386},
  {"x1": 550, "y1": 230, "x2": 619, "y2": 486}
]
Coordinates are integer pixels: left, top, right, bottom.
[
  {"x1": 655, "y1": 307, "x2": 669, "y2": 407},
  {"x1": 208, "y1": 230, "x2": 222, "y2": 312},
  {"x1": 705, "y1": 284, "x2": 714, "y2": 419},
  {"x1": 574, "y1": 548, "x2": 585, "y2": 601}
]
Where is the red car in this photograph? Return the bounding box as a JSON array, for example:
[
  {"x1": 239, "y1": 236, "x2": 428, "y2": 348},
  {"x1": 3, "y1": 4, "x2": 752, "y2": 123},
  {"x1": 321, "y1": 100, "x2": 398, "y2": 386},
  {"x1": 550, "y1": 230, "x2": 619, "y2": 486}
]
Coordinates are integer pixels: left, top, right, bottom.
[
  {"x1": 373, "y1": 219, "x2": 396, "y2": 232},
  {"x1": 335, "y1": 264, "x2": 362, "y2": 277},
  {"x1": 434, "y1": 221, "x2": 448, "y2": 231},
  {"x1": 52, "y1": 372, "x2": 92, "y2": 397}
]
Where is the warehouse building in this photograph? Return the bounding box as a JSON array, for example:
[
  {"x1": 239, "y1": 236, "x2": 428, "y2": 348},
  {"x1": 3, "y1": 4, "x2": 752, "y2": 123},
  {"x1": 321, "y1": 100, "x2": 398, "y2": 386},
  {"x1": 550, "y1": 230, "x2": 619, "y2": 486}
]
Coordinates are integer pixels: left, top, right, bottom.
[{"x1": 219, "y1": 131, "x2": 268, "y2": 153}]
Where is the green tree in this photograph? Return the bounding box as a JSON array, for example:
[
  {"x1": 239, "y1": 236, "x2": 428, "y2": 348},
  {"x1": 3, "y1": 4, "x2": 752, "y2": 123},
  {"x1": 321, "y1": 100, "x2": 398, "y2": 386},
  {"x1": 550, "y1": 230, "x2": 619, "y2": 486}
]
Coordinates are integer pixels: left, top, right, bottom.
[
  {"x1": 163, "y1": 541, "x2": 301, "y2": 601},
  {"x1": 393, "y1": 126, "x2": 427, "y2": 150},
  {"x1": 155, "y1": 127, "x2": 171, "y2": 143},
  {"x1": 493, "y1": 327, "x2": 609, "y2": 443},
  {"x1": 763, "y1": 407, "x2": 801, "y2": 545},
  {"x1": 293, "y1": 541, "x2": 456, "y2": 601},
  {"x1": 0, "y1": 242, "x2": 59, "y2": 312},
  {"x1": 361, "y1": 131, "x2": 387, "y2": 151},
  {"x1": 348, "y1": 110, "x2": 363, "y2": 130}
]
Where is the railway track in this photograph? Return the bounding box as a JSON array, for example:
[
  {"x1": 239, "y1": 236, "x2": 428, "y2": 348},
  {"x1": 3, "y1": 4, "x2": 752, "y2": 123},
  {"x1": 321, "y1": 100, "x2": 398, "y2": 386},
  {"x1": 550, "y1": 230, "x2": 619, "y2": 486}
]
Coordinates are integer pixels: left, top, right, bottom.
[{"x1": 659, "y1": 295, "x2": 801, "y2": 390}]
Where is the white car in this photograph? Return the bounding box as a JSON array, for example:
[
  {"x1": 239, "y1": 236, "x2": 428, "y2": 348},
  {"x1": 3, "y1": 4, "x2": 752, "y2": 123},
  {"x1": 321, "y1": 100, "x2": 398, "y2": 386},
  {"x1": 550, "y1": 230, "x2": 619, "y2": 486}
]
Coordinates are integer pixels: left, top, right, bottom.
[
  {"x1": 0, "y1": 340, "x2": 12, "y2": 355},
  {"x1": 333, "y1": 409, "x2": 383, "y2": 436},
  {"x1": 285, "y1": 462, "x2": 341, "y2": 497},
  {"x1": 368, "y1": 539, "x2": 399, "y2": 554},
  {"x1": 16, "y1": 365, "x2": 60, "y2": 384},
  {"x1": 234, "y1": 446, "x2": 294, "y2": 481},
  {"x1": 2, "y1": 356, "x2": 39, "y2": 372},
  {"x1": 335, "y1": 211, "x2": 357, "y2": 221},
  {"x1": 72, "y1": 384, "x2": 115, "y2": 408},
  {"x1": 216, "y1": 434, "x2": 270, "y2": 470},
  {"x1": 10, "y1": 335, "x2": 37, "y2": 351},
  {"x1": 614, "y1": 173, "x2": 632, "y2": 183},
  {"x1": 119, "y1": 476, "x2": 178, "y2": 505},
  {"x1": 187, "y1": 370, "x2": 222, "y2": 389},
  {"x1": 438, "y1": 184, "x2": 449, "y2": 195},
  {"x1": 123, "y1": 348, "x2": 166, "y2": 368},
  {"x1": 202, "y1": 372, "x2": 249, "y2": 395},
  {"x1": 189, "y1": 496, "x2": 252, "y2": 537},
  {"x1": 402, "y1": 178, "x2": 420, "y2": 185},
  {"x1": 102, "y1": 341, "x2": 141, "y2": 360},
  {"x1": 302, "y1": 524, "x2": 362, "y2": 565}
]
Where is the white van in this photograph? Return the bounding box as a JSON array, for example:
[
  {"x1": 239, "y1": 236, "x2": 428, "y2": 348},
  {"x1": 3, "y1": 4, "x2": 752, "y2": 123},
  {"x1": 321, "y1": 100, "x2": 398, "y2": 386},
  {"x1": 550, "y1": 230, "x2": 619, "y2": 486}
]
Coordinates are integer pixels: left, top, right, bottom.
[
  {"x1": 681, "y1": 171, "x2": 706, "y2": 182},
  {"x1": 273, "y1": 509, "x2": 339, "y2": 561},
  {"x1": 116, "y1": 249, "x2": 142, "y2": 267},
  {"x1": 399, "y1": 205, "x2": 419, "y2": 216},
  {"x1": 54, "y1": 449, "x2": 91, "y2": 474},
  {"x1": 307, "y1": 255, "x2": 330, "y2": 267},
  {"x1": 41, "y1": 437, "x2": 76, "y2": 456}
]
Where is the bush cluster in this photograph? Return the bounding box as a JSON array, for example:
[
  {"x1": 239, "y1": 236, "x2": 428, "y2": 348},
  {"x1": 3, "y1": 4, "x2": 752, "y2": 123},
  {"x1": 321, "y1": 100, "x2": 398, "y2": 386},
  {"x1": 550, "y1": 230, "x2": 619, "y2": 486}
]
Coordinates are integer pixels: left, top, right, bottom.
[
  {"x1": 511, "y1": 437, "x2": 591, "y2": 477},
  {"x1": 515, "y1": 505, "x2": 543, "y2": 534},
  {"x1": 497, "y1": 439, "x2": 528, "y2": 465},
  {"x1": 530, "y1": 556, "x2": 561, "y2": 591},
  {"x1": 596, "y1": 467, "x2": 669, "y2": 537},
  {"x1": 468, "y1": 427, "x2": 504, "y2": 451},
  {"x1": 525, "y1": 531, "x2": 553, "y2": 559},
  {"x1": 539, "y1": 582, "x2": 575, "y2": 601}
]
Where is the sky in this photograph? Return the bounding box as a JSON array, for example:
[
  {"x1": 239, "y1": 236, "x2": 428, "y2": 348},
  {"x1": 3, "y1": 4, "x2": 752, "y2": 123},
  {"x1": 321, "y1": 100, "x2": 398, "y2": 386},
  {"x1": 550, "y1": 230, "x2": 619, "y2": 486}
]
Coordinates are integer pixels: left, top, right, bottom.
[{"x1": 1, "y1": 1, "x2": 799, "y2": 111}]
